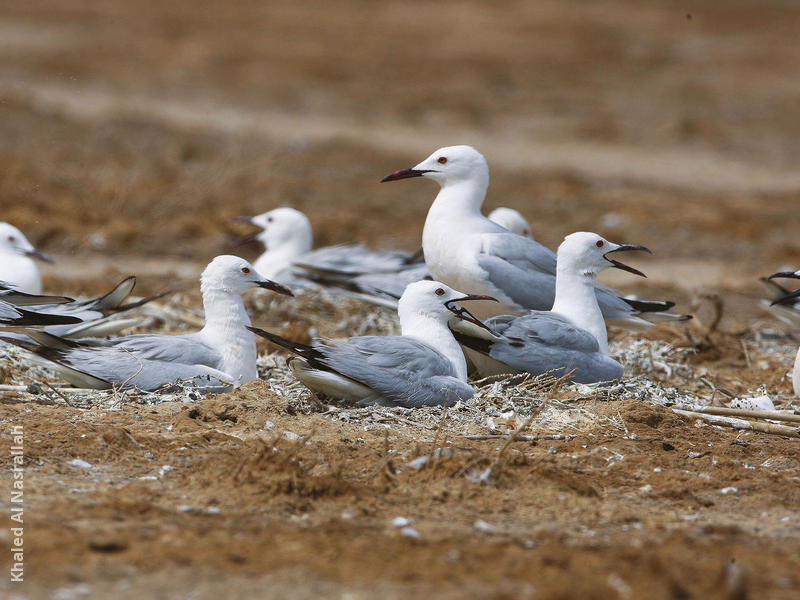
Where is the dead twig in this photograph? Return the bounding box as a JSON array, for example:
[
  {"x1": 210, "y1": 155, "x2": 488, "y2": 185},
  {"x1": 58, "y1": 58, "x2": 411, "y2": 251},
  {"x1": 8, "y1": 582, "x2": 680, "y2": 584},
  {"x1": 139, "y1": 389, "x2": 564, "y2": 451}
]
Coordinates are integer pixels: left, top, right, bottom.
[
  {"x1": 673, "y1": 404, "x2": 800, "y2": 424},
  {"x1": 673, "y1": 408, "x2": 800, "y2": 438},
  {"x1": 462, "y1": 434, "x2": 572, "y2": 441}
]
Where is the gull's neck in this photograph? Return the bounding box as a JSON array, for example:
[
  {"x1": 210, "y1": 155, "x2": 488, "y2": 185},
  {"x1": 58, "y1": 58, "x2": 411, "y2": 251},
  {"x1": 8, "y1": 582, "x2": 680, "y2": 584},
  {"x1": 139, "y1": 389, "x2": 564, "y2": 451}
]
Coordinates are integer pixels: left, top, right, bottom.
[
  {"x1": 401, "y1": 313, "x2": 467, "y2": 381},
  {"x1": 550, "y1": 265, "x2": 608, "y2": 354},
  {"x1": 198, "y1": 284, "x2": 257, "y2": 384},
  {"x1": 426, "y1": 175, "x2": 489, "y2": 222},
  {"x1": 254, "y1": 232, "x2": 312, "y2": 278}
]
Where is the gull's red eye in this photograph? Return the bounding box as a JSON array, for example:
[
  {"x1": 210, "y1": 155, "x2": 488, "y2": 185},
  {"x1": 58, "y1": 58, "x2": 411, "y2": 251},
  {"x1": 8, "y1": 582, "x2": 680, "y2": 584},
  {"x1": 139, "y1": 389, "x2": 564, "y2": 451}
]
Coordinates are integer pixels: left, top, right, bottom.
[
  {"x1": 435, "y1": 287, "x2": 445, "y2": 296},
  {"x1": 8, "y1": 236, "x2": 15, "y2": 242},
  {"x1": 267, "y1": 217, "x2": 273, "y2": 223},
  {"x1": 437, "y1": 156, "x2": 447, "y2": 164},
  {"x1": 241, "y1": 267, "x2": 251, "y2": 274},
  {"x1": 596, "y1": 240, "x2": 604, "y2": 248}
]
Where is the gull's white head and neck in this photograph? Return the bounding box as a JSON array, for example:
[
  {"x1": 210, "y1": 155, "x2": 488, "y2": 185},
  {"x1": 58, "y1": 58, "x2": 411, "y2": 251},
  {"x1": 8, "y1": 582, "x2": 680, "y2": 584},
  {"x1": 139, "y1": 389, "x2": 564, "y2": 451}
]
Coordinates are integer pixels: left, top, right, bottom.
[
  {"x1": 231, "y1": 208, "x2": 313, "y2": 278},
  {"x1": 397, "y1": 280, "x2": 495, "y2": 381},
  {"x1": 0, "y1": 223, "x2": 54, "y2": 295},
  {"x1": 551, "y1": 232, "x2": 650, "y2": 354},
  {"x1": 199, "y1": 254, "x2": 293, "y2": 383},
  {"x1": 382, "y1": 145, "x2": 490, "y2": 216}
]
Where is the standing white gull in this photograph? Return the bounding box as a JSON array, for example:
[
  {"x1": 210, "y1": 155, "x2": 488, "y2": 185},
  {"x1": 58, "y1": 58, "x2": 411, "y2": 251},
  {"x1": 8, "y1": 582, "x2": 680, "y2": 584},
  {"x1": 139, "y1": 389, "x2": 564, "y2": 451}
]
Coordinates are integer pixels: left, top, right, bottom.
[
  {"x1": 1, "y1": 256, "x2": 293, "y2": 391},
  {"x1": 248, "y1": 280, "x2": 496, "y2": 407},
  {"x1": 453, "y1": 232, "x2": 650, "y2": 382},
  {"x1": 230, "y1": 207, "x2": 415, "y2": 285},
  {"x1": 0, "y1": 223, "x2": 54, "y2": 294},
  {"x1": 381, "y1": 145, "x2": 686, "y2": 324}
]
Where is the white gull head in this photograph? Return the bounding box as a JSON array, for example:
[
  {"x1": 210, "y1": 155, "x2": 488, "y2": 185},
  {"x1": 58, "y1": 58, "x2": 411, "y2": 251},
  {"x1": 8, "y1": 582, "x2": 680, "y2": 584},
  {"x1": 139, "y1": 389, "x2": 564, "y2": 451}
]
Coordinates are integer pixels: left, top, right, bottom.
[
  {"x1": 231, "y1": 208, "x2": 312, "y2": 278},
  {"x1": 488, "y1": 207, "x2": 532, "y2": 238},
  {"x1": 552, "y1": 232, "x2": 650, "y2": 354},
  {"x1": 0, "y1": 222, "x2": 54, "y2": 294}
]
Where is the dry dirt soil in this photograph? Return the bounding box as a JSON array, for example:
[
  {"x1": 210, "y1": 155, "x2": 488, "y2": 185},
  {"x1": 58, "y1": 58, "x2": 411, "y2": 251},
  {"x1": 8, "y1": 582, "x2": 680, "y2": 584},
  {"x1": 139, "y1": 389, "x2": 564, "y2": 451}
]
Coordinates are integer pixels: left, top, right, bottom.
[{"x1": 1, "y1": 1, "x2": 800, "y2": 598}]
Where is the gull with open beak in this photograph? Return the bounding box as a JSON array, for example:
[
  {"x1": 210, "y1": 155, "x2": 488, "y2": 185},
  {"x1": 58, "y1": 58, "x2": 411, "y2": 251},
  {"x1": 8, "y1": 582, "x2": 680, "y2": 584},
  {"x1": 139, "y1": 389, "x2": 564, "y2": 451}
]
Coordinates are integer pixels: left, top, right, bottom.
[
  {"x1": 381, "y1": 145, "x2": 688, "y2": 326},
  {"x1": 0, "y1": 223, "x2": 54, "y2": 295},
  {"x1": 249, "y1": 280, "x2": 496, "y2": 407},
  {"x1": 452, "y1": 232, "x2": 652, "y2": 383},
  {"x1": 2, "y1": 256, "x2": 293, "y2": 392}
]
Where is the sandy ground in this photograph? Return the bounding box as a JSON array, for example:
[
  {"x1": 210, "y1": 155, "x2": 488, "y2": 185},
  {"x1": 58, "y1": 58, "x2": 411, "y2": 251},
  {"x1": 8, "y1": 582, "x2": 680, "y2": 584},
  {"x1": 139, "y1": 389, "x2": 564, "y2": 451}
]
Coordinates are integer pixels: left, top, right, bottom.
[{"x1": 1, "y1": 1, "x2": 800, "y2": 598}]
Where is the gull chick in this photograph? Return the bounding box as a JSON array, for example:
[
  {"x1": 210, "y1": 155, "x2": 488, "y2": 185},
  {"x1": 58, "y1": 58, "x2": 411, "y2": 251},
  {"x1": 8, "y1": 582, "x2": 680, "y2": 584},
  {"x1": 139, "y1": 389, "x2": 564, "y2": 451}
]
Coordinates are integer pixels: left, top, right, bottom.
[
  {"x1": 2, "y1": 256, "x2": 292, "y2": 391},
  {"x1": 454, "y1": 232, "x2": 651, "y2": 383},
  {"x1": 249, "y1": 280, "x2": 496, "y2": 407},
  {"x1": 381, "y1": 145, "x2": 685, "y2": 325},
  {"x1": 0, "y1": 223, "x2": 54, "y2": 294}
]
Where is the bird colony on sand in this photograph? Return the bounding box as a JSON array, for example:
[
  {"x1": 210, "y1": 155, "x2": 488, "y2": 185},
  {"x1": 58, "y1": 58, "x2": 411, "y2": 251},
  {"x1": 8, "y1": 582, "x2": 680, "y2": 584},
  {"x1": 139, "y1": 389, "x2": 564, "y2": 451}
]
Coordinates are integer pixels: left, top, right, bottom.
[{"x1": 1, "y1": 145, "x2": 798, "y2": 407}]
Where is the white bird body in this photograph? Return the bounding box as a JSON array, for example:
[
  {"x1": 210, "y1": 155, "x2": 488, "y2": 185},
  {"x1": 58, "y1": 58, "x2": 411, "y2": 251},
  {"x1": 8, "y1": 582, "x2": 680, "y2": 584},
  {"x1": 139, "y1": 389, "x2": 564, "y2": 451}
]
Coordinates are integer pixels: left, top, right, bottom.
[{"x1": 0, "y1": 223, "x2": 53, "y2": 294}]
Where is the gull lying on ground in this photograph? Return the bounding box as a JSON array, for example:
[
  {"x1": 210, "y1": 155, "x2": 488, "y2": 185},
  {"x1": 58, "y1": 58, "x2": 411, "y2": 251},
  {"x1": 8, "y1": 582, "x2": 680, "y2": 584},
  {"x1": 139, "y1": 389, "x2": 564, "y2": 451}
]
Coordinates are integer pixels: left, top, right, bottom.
[
  {"x1": 0, "y1": 277, "x2": 168, "y2": 339},
  {"x1": 230, "y1": 207, "x2": 416, "y2": 285},
  {"x1": 453, "y1": 232, "x2": 650, "y2": 383},
  {"x1": 249, "y1": 280, "x2": 496, "y2": 407},
  {"x1": 0, "y1": 223, "x2": 54, "y2": 294},
  {"x1": 381, "y1": 145, "x2": 687, "y2": 325},
  {"x1": 1, "y1": 256, "x2": 292, "y2": 392},
  {"x1": 765, "y1": 269, "x2": 800, "y2": 396}
]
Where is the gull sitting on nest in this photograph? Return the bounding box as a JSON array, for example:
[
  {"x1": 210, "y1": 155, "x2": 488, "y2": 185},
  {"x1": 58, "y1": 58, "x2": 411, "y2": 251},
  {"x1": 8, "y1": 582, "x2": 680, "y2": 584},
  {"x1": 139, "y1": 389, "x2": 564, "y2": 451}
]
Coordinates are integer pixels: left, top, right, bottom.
[
  {"x1": 1, "y1": 255, "x2": 292, "y2": 392},
  {"x1": 249, "y1": 280, "x2": 496, "y2": 407},
  {"x1": 0, "y1": 223, "x2": 54, "y2": 295}
]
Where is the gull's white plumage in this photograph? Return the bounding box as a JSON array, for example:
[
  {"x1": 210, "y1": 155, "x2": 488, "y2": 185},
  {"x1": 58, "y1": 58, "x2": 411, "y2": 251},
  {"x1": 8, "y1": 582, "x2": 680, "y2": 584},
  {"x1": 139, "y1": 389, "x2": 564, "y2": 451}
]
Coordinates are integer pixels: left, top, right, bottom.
[
  {"x1": 488, "y1": 207, "x2": 532, "y2": 238},
  {"x1": 0, "y1": 223, "x2": 52, "y2": 295}
]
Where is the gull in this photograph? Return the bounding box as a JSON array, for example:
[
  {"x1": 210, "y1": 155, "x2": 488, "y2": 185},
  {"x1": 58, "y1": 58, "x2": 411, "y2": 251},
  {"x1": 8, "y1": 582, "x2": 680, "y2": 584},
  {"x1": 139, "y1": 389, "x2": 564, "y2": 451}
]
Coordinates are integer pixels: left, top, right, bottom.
[
  {"x1": 248, "y1": 280, "x2": 496, "y2": 407},
  {"x1": 0, "y1": 223, "x2": 54, "y2": 294},
  {"x1": 453, "y1": 232, "x2": 650, "y2": 383},
  {"x1": 488, "y1": 207, "x2": 532, "y2": 238},
  {"x1": 0, "y1": 277, "x2": 168, "y2": 339},
  {"x1": 765, "y1": 269, "x2": 800, "y2": 396},
  {"x1": 1, "y1": 256, "x2": 292, "y2": 391},
  {"x1": 230, "y1": 207, "x2": 416, "y2": 285},
  {"x1": 381, "y1": 145, "x2": 686, "y2": 324}
]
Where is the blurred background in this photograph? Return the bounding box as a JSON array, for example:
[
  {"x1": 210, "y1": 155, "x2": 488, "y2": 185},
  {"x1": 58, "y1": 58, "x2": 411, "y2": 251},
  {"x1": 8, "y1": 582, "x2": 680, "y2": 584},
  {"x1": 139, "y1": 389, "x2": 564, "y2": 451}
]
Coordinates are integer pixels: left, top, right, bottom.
[{"x1": 1, "y1": 0, "x2": 799, "y2": 317}]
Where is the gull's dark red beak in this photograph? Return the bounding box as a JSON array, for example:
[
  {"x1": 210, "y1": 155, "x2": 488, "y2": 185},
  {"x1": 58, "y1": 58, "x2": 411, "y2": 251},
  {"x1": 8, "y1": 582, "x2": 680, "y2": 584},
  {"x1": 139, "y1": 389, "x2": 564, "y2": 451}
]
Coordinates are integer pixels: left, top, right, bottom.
[
  {"x1": 255, "y1": 278, "x2": 293, "y2": 297},
  {"x1": 445, "y1": 294, "x2": 497, "y2": 332},
  {"x1": 604, "y1": 244, "x2": 651, "y2": 278},
  {"x1": 381, "y1": 168, "x2": 433, "y2": 182},
  {"x1": 767, "y1": 270, "x2": 800, "y2": 281}
]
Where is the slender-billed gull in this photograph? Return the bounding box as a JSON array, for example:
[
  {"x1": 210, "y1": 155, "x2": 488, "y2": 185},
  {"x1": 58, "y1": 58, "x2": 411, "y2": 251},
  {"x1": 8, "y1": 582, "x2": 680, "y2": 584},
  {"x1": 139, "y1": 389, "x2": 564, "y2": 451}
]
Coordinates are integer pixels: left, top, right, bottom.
[
  {"x1": 765, "y1": 269, "x2": 800, "y2": 395},
  {"x1": 231, "y1": 207, "x2": 415, "y2": 285},
  {"x1": 249, "y1": 280, "x2": 496, "y2": 407},
  {"x1": 0, "y1": 223, "x2": 54, "y2": 294},
  {"x1": 453, "y1": 232, "x2": 651, "y2": 382},
  {"x1": 488, "y1": 207, "x2": 532, "y2": 238},
  {"x1": 1, "y1": 256, "x2": 292, "y2": 391},
  {"x1": 381, "y1": 145, "x2": 686, "y2": 324}
]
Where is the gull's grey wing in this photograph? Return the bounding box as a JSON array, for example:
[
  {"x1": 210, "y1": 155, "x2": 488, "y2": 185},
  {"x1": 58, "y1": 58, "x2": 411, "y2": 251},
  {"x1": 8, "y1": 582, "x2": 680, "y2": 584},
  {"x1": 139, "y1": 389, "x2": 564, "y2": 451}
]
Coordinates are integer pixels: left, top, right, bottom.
[
  {"x1": 318, "y1": 335, "x2": 474, "y2": 407},
  {"x1": 4, "y1": 331, "x2": 232, "y2": 391},
  {"x1": 456, "y1": 312, "x2": 623, "y2": 384},
  {"x1": 100, "y1": 333, "x2": 223, "y2": 368},
  {"x1": 298, "y1": 244, "x2": 412, "y2": 276}
]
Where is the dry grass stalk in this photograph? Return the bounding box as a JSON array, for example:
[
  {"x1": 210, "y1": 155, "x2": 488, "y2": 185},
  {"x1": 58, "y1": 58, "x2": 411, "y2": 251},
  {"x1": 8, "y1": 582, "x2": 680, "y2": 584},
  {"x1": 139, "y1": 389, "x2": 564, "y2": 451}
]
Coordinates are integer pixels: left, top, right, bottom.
[
  {"x1": 673, "y1": 404, "x2": 800, "y2": 424},
  {"x1": 673, "y1": 408, "x2": 800, "y2": 438}
]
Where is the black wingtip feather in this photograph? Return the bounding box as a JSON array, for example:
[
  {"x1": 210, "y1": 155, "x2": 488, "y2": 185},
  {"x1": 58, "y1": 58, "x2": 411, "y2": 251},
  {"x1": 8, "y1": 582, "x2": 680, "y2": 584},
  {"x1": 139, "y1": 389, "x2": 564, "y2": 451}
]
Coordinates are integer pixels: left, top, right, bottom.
[{"x1": 620, "y1": 297, "x2": 676, "y2": 312}]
